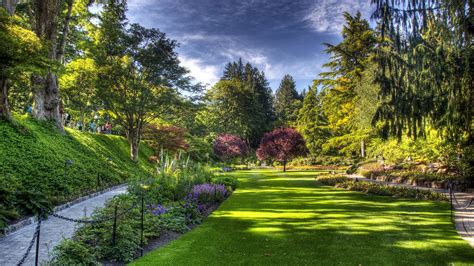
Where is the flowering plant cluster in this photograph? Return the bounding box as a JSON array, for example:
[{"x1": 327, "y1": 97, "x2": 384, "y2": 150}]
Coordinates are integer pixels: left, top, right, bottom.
[
  {"x1": 147, "y1": 203, "x2": 168, "y2": 216},
  {"x1": 182, "y1": 183, "x2": 229, "y2": 214}
]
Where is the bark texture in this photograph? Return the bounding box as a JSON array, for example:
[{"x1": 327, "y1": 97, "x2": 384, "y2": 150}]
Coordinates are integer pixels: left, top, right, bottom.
[
  {"x1": 129, "y1": 129, "x2": 141, "y2": 163},
  {"x1": 31, "y1": 0, "x2": 64, "y2": 130},
  {"x1": 0, "y1": 77, "x2": 10, "y2": 120},
  {"x1": 1, "y1": 0, "x2": 18, "y2": 15}
]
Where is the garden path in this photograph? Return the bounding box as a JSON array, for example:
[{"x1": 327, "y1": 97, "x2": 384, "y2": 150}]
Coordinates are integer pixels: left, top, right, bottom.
[
  {"x1": 347, "y1": 174, "x2": 474, "y2": 248},
  {"x1": 0, "y1": 185, "x2": 128, "y2": 265}
]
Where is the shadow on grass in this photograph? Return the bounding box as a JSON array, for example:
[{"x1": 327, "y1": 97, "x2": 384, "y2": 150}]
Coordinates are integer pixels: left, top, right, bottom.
[{"x1": 132, "y1": 169, "x2": 474, "y2": 265}]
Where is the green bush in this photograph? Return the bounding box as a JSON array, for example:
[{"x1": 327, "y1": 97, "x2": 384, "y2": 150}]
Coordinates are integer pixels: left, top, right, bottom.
[
  {"x1": 212, "y1": 175, "x2": 239, "y2": 190},
  {"x1": 369, "y1": 170, "x2": 467, "y2": 184},
  {"x1": 51, "y1": 239, "x2": 100, "y2": 266},
  {"x1": 315, "y1": 174, "x2": 348, "y2": 186},
  {"x1": 129, "y1": 155, "x2": 214, "y2": 204},
  {"x1": 155, "y1": 210, "x2": 190, "y2": 233},
  {"x1": 335, "y1": 181, "x2": 447, "y2": 201}
]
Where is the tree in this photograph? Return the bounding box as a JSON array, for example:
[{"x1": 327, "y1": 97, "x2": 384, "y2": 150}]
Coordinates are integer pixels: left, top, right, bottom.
[
  {"x1": 94, "y1": 2, "x2": 196, "y2": 162},
  {"x1": 213, "y1": 134, "x2": 247, "y2": 161},
  {"x1": 0, "y1": 7, "x2": 45, "y2": 120},
  {"x1": 274, "y1": 74, "x2": 301, "y2": 126},
  {"x1": 372, "y1": 0, "x2": 473, "y2": 143},
  {"x1": 315, "y1": 11, "x2": 377, "y2": 157},
  {"x1": 256, "y1": 128, "x2": 307, "y2": 172},
  {"x1": 59, "y1": 57, "x2": 98, "y2": 130},
  {"x1": 144, "y1": 124, "x2": 189, "y2": 155},
  {"x1": 296, "y1": 86, "x2": 330, "y2": 156},
  {"x1": 1, "y1": 0, "x2": 19, "y2": 15},
  {"x1": 222, "y1": 59, "x2": 275, "y2": 147},
  {"x1": 198, "y1": 79, "x2": 258, "y2": 147},
  {"x1": 30, "y1": 0, "x2": 75, "y2": 130}
]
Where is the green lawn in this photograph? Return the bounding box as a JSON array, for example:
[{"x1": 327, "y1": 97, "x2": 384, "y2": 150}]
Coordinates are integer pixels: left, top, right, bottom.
[{"x1": 132, "y1": 169, "x2": 474, "y2": 265}]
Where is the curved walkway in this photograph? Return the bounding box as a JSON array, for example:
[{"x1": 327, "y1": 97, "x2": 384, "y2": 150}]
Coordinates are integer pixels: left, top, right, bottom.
[
  {"x1": 347, "y1": 174, "x2": 474, "y2": 248},
  {"x1": 0, "y1": 185, "x2": 128, "y2": 265}
]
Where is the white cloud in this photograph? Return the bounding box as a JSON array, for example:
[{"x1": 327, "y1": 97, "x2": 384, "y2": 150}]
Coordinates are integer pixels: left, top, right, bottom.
[
  {"x1": 304, "y1": 0, "x2": 373, "y2": 33},
  {"x1": 220, "y1": 48, "x2": 282, "y2": 79},
  {"x1": 179, "y1": 55, "x2": 220, "y2": 87},
  {"x1": 219, "y1": 48, "x2": 326, "y2": 90}
]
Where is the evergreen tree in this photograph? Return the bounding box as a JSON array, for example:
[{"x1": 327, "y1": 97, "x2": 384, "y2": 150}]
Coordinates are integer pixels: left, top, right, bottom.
[
  {"x1": 315, "y1": 12, "x2": 377, "y2": 157},
  {"x1": 297, "y1": 86, "x2": 330, "y2": 156},
  {"x1": 219, "y1": 59, "x2": 275, "y2": 147},
  {"x1": 274, "y1": 74, "x2": 301, "y2": 127},
  {"x1": 372, "y1": 0, "x2": 473, "y2": 143},
  {"x1": 198, "y1": 79, "x2": 257, "y2": 143}
]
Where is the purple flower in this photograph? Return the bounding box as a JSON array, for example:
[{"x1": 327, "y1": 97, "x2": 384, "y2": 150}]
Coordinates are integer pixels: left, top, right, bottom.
[
  {"x1": 147, "y1": 204, "x2": 167, "y2": 216},
  {"x1": 184, "y1": 183, "x2": 228, "y2": 214}
]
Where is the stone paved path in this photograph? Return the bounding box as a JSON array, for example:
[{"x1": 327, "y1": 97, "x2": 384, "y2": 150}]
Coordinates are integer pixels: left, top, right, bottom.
[
  {"x1": 347, "y1": 174, "x2": 474, "y2": 248},
  {"x1": 0, "y1": 186, "x2": 128, "y2": 265}
]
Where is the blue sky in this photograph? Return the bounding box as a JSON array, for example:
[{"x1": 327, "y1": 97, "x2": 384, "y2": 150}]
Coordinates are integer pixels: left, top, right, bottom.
[{"x1": 125, "y1": 0, "x2": 374, "y2": 91}]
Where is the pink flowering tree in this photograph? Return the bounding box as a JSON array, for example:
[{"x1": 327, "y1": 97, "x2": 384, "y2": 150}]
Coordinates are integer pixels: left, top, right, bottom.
[
  {"x1": 256, "y1": 128, "x2": 307, "y2": 172},
  {"x1": 213, "y1": 134, "x2": 248, "y2": 161}
]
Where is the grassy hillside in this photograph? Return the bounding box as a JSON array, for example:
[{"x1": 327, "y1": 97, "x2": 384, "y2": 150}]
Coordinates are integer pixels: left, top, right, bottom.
[{"x1": 0, "y1": 116, "x2": 154, "y2": 229}]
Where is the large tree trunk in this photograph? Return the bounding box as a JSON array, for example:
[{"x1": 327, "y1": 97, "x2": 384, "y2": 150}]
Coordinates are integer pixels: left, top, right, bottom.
[
  {"x1": 0, "y1": 77, "x2": 10, "y2": 120},
  {"x1": 31, "y1": 0, "x2": 63, "y2": 131},
  {"x1": 1, "y1": 0, "x2": 18, "y2": 15},
  {"x1": 32, "y1": 73, "x2": 63, "y2": 129},
  {"x1": 283, "y1": 160, "x2": 287, "y2": 172}
]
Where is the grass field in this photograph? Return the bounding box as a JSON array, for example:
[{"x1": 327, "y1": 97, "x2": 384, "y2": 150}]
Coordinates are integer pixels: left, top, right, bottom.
[{"x1": 132, "y1": 169, "x2": 474, "y2": 265}]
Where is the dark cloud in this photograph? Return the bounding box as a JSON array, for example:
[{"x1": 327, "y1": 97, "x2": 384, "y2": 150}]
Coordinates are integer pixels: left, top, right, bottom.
[{"x1": 126, "y1": 0, "x2": 372, "y2": 90}]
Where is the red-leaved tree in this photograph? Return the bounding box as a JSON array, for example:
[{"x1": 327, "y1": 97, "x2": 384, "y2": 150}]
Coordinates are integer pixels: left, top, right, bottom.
[
  {"x1": 256, "y1": 128, "x2": 307, "y2": 172},
  {"x1": 213, "y1": 134, "x2": 248, "y2": 161},
  {"x1": 144, "y1": 125, "x2": 189, "y2": 155}
]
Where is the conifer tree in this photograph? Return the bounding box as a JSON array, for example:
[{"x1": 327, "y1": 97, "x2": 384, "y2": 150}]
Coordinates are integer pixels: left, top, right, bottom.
[
  {"x1": 297, "y1": 86, "x2": 330, "y2": 156},
  {"x1": 274, "y1": 74, "x2": 301, "y2": 127},
  {"x1": 213, "y1": 59, "x2": 275, "y2": 148},
  {"x1": 315, "y1": 11, "x2": 377, "y2": 156},
  {"x1": 372, "y1": 0, "x2": 473, "y2": 142}
]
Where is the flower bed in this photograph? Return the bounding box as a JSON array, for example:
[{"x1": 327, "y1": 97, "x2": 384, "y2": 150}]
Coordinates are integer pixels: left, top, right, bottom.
[
  {"x1": 363, "y1": 170, "x2": 470, "y2": 191},
  {"x1": 335, "y1": 181, "x2": 447, "y2": 201},
  {"x1": 49, "y1": 157, "x2": 239, "y2": 265}
]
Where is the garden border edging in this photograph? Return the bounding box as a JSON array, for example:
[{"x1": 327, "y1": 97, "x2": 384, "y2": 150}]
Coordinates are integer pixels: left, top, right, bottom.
[{"x1": 1, "y1": 183, "x2": 127, "y2": 237}]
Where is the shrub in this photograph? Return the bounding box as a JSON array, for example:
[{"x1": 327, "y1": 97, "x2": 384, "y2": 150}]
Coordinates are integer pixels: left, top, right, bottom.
[
  {"x1": 154, "y1": 207, "x2": 190, "y2": 233},
  {"x1": 188, "y1": 183, "x2": 228, "y2": 205},
  {"x1": 51, "y1": 239, "x2": 100, "y2": 266},
  {"x1": 50, "y1": 170, "x2": 232, "y2": 264},
  {"x1": 212, "y1": 175, "x2": 238, "y2": 190},
  {"x1": 315, "y1": 174, "x2": 348, "y2": 186},
  {"x1": 335, "y1": 181, "x2": 447, "y2": 201}
]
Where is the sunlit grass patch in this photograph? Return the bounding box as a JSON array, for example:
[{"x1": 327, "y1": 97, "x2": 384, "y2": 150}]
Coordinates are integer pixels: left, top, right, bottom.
[{"x1": 132, "y1": 169, "x2": 474, "y2": 265}]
